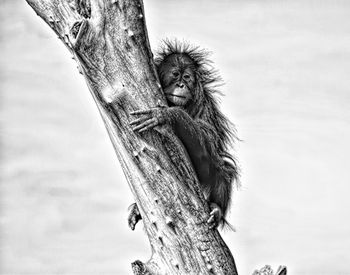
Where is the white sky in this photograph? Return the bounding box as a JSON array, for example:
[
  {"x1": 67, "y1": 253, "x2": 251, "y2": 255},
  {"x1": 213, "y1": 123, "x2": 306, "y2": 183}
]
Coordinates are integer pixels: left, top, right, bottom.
[{"x1": 1, "y1": 0, "x2": 350, "y2": 274}]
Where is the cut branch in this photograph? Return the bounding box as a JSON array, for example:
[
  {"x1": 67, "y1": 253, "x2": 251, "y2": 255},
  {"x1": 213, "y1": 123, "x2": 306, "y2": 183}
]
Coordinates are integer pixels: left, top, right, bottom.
[{"x1": 25, "y1": 0, "x2": 238, "y2": 274}]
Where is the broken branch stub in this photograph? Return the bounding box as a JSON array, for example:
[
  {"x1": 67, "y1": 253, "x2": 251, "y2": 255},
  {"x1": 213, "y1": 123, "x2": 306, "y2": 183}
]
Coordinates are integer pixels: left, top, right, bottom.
[{"x1": 25, "y1": 0, "x2": 238, "y2": 274}]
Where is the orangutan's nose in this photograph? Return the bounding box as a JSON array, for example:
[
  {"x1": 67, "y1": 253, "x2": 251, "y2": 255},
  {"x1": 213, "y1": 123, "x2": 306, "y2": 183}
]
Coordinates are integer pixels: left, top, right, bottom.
[{"x1": 176, "y1": 83, "x2": 184, "y2": 88}]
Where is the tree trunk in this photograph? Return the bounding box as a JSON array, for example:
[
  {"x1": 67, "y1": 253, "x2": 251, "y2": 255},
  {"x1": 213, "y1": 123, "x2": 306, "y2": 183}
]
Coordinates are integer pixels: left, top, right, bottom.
[{"x1": 25, "y1": 0, "x2": 238, "y2": 274}]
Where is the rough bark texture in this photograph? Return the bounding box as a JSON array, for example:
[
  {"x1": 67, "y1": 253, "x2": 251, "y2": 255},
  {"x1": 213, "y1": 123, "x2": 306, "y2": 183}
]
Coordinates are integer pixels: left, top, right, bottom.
[
  {"x1": 25, "y1": 0, "x2": 238, "y2": 274},
  {"x1": 252, "y1": 265, "x2": 287, "y2": 275}
]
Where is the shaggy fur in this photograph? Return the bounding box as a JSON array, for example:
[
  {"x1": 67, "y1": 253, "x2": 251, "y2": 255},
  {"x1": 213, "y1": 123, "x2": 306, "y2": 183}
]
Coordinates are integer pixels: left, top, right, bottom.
[{"x1": 155, "y1": 40, "x2": 240, "y2": 221}]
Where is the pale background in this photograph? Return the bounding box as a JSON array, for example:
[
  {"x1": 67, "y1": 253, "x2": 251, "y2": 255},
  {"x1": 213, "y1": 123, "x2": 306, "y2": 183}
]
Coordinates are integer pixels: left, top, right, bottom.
[{"x1": 1, "y1": 0, "x2": 350, "y2": 274}]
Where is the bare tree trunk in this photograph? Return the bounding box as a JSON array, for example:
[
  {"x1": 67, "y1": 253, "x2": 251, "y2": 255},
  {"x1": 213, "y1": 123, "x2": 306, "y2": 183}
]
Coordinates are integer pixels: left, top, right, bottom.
[{"x1": 25, "y1": 0, "x2": 238, "y2": 274}]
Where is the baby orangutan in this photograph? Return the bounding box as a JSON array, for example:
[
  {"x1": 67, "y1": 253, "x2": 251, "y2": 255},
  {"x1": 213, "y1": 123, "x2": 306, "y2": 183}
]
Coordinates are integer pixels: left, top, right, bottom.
[{"x1": 129, "y1": 41, "x2": 239, "y2": 229}]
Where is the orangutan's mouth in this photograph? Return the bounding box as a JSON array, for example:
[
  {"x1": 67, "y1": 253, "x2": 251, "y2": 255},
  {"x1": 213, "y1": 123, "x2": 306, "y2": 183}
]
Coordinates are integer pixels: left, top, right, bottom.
[{"x1": 166, "y1": 93, "x2": 186, "y2": 99}]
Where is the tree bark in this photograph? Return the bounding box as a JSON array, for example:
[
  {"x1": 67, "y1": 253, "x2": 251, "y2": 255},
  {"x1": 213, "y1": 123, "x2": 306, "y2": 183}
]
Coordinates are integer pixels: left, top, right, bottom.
[{"x1": 25, "y1": 0, "x2": 238, "y2": 274}]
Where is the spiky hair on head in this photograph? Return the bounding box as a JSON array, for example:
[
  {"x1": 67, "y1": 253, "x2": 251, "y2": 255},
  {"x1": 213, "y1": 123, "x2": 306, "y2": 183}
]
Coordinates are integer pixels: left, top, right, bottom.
[{"x1": 155, "y1": 39, "x2": 222, "y2": 89}]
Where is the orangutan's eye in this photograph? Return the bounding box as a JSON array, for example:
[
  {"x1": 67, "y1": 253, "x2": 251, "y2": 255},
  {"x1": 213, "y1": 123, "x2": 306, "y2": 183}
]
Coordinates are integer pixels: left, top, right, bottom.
[{"x1": 183, "y1": 74, "x2": 191, "y2": 81}]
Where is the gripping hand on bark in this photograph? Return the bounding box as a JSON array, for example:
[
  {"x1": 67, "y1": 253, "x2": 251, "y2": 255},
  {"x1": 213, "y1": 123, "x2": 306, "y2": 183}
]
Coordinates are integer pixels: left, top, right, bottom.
[
  {"x1": 130, "y1": 107, "x2": 167, "y2": 133},
  {"x1": 207, "y1": 203, "x2": 223, "y2": 229},
  {"x1": 128, "y1": 203, "x2": 142, "y2": 231}
]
